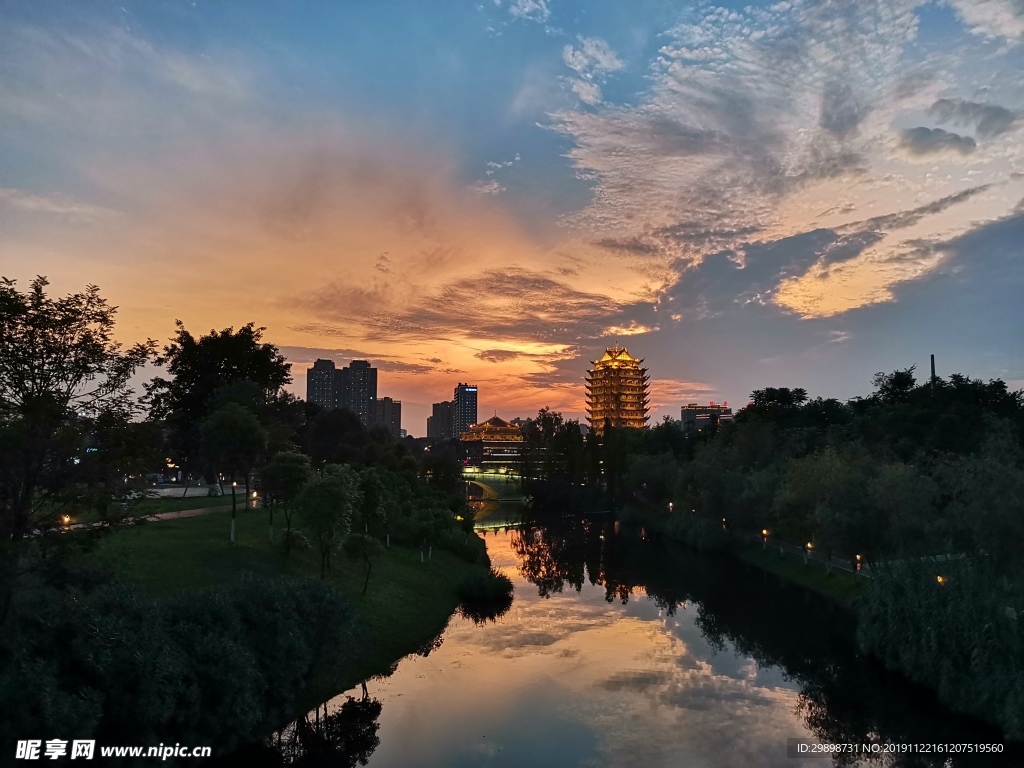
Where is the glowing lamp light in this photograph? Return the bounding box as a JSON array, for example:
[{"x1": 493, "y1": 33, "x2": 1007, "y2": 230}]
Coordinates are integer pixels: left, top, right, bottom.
[
  {"x1": 232, "y1": 481, "x2": 237, "y2": 487},
  {"x1": 61, "y1": 515, "x2": 71, "y2": 526},
  {"x1": 762, "y1": 529, "x2": 768, "y2": 537},
  {"x1": 806, "y1": 541, "x2": 814, "y2": 550},
  {"x1": 937, "y1": 575, "x2": 946, "y2": 585},
  {"x1": 856, "y1": 554, "x2": 862, "y2": 562},
  {"x1": 252, "y1": 491, "x2": 257, "y2": 498}
]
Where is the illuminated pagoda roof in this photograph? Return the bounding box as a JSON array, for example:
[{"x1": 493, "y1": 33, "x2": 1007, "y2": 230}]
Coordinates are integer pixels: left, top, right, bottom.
[
  {"x1": 591, "y1": 343, "x2": 642, "y2": 367},
  {"x1": 460, "y1": 415, "x2": 524, "y2": 442}
]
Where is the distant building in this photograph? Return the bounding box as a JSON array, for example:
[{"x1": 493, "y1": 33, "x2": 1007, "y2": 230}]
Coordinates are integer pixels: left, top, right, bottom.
[
  {"x1": 305, "y1": 359, "x2": 379, "y2": 428},
  {"x1": 374, "y1": 396, "x2": 402, "y2": 439},
  {"x1": 680, "y1": 402, "x2": 733, "y2": 433},
  {"x1": 453, "y1": 383, "x2": 478, "y2": 437},
  {"x1": 427, "y1": 400, "x2": 455, "y2": 441},
  {"x1": 339, "y1": 360, "x2": 377, "y2": 428},
  {"x1": 306, "y1": 358, "x2": 337, "y2": 410},
  {"x1": 461, "y1": 415, "x2": 524, "y2": 469},
  {"x1": 585, "y1": 344, "x2": 650, "y2": 436}
]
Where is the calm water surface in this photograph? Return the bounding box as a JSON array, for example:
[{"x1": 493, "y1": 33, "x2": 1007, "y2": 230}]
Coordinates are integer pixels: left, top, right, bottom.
[{"x1": 256, "y1": 515, "x2": 1019, "y2": 768}]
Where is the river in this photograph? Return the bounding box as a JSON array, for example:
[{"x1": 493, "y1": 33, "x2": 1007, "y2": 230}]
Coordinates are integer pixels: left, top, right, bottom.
[{"x1": 246, "y1": 513, "x2": 1019, "y2": 767}]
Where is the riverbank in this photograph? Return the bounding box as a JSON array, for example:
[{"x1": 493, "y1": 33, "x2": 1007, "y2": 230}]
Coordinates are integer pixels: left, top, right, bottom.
[
  {"x1": 622, "y1": 505, "x2": 864, "y2": 607},
  {"x1": 735, "y1": 542, "x2": 864, "y2": 606},
  {"x1": 91, "y1": 506, "x2": 490, "y2": 714}
]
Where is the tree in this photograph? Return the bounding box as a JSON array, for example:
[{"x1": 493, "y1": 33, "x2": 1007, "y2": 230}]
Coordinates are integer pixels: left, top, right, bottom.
[
  {"x1": 0, "y1": 276, "x2": 153, "y2": 620},
  {"x1": 421, "y1": 444, "x2": 462, "y2": 494},
  {"x1": 303, "y1": 408, "x2": 366, "y2": 466},
  {"x1": 259, "y1": 451, "x2": 312, "y2": 543},
  {"x1": 871, "y1": 367, "x2": 917, "y2": 405},
  {"x1": 298, "y1": 465, "x2": 362, "y2": 578},
  {"x1": 145, "y1": 322, "x2": 291, "y2": 491},
  {"x1": 356, "y1": 467, "x2": 390, "y2": 538},
  {"x1": 343, "y1": 534, "x2": 386, "y2": 595},
  {"x1": 200, "y1": 404, "x2": 267, "y2": 543}
]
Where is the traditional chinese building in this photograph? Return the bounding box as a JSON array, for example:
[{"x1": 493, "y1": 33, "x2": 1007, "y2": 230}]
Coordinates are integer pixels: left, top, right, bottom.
[
  {"x1": 460, "y1": 415, "x2": 524, "y2": 469},
  {"x1": 585, "y1": 344, "x2": 650, "y2": 436}
]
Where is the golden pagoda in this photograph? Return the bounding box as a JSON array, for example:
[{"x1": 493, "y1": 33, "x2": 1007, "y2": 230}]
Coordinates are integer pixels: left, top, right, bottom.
[{"x1": 585, "y1": 344, "x2": 650, "y2": 436}]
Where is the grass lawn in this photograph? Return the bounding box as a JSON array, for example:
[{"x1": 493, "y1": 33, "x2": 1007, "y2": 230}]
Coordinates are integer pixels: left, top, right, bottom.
[
  {"x1": 90, "y1": 507, "x2": 488, "y2": 707},
  {"x1": 736, "y1": 542, "x2": 865, "y2": 606}
]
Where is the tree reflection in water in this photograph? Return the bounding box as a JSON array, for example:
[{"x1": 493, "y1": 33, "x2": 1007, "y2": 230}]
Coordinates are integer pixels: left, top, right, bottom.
[
  {"x1": 511, "y1": 514, "x2": 1014, "y2": 768},
  {"x1": 277, "y1": 696, "x2": 383, "y2": 767},
  {"x1": 213, "y1": 694, "x2": 382, "y2": 767}
]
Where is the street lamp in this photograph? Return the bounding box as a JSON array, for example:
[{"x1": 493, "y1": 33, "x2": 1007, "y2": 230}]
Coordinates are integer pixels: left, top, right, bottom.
[{"x1": 761, "y1": 529, "x2": 768, "y2": 549}]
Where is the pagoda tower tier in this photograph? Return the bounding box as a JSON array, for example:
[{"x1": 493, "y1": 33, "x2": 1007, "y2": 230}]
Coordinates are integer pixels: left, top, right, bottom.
[{"x1": 585, "y1": 344, "x2": 650, "y2": 436}]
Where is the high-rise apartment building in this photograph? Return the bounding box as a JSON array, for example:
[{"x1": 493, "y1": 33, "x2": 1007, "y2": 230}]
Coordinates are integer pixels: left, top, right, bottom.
[
  {"x1": 374, "y1": 396, "x2": 402, "y2": 439},
  {"x1": 453, "y1": 383, "x2": 478, "y2": 438},
  {"x1": 585, "y1": 344, "x2": 650, "y2": 436},
  {"x1": 427, "y1": 400, "x2": 455, "y2": 441},
  {"x1": 306, "y1": 359, "x2": 337, "y2": 410},
  {"x1": 337, "y1": 360, "x2": 377, "y2": 427},
  {"x1": 305, "y1": 358, "x2": 378, "y2": 428}
]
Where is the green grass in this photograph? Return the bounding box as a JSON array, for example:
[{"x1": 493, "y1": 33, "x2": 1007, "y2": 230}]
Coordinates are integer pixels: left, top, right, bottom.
[
  {"x1": 736, "y1": 542, "x2": 866, "y2": 606},
  {"x1": 90, "y1": 507, "x2": 488, "y2": 706}
]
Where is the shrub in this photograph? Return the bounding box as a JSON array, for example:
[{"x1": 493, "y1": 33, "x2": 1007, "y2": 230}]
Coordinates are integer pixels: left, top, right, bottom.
[
  {"x1": 437, "y1": 531, "x2": 487, "y2": 564},
  {"x1": 0, "y1": 576, "x2": 353, "y2": 751},
  {"x1": 274, "y1": 528, "x2": 312, "y2": 552}
]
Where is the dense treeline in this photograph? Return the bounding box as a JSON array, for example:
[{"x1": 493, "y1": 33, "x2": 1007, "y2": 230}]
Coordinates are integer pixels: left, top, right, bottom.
[{"x1": 520, "y1": 368, "x2": 1024, "y2": 736}]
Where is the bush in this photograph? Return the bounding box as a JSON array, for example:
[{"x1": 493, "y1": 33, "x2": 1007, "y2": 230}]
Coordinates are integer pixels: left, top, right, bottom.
[
  {"x1": 437, "y1": 531, "x2": 487, "y2": 564},
  {"x1": 857, "y1": 560, "x2": 1024, "y2": 738},
  {"x1": 0, "y1": 576, "x2": 353, "y2": 751},
  {"x1": 273, "y1": 528, "x2": 311, "y2": 552}
]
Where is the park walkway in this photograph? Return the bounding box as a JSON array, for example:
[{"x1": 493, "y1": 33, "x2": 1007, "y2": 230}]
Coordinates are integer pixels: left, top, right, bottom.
[{"x1": 54, "y1": 502, "x2": 239, "y2": 535}]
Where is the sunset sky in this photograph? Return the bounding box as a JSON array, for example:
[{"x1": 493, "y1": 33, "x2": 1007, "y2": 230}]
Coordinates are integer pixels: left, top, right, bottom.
[{"x1": 2, "y1": 0, "x2": 1023, "y2": 435}]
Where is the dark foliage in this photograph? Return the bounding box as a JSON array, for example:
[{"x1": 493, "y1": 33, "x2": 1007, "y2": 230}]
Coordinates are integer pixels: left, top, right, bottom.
[
  {"x1": 0, "y1": 576, "x2": 353, "y2": 752},
  {"x1": 457, "y1": 567, "x2": 514, "y2": 624}
]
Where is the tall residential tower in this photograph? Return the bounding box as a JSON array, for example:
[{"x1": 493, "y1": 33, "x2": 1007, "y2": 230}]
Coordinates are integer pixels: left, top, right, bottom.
[
  {"x1": 306, "y1": 358, "x2": 337, "y2": 410},
  {"x1": 453, "y1": 383, "x2": 478, "y2": 437},
  {"x1": 304, "y1": 358, "x2": 378, "y2": 428}
]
